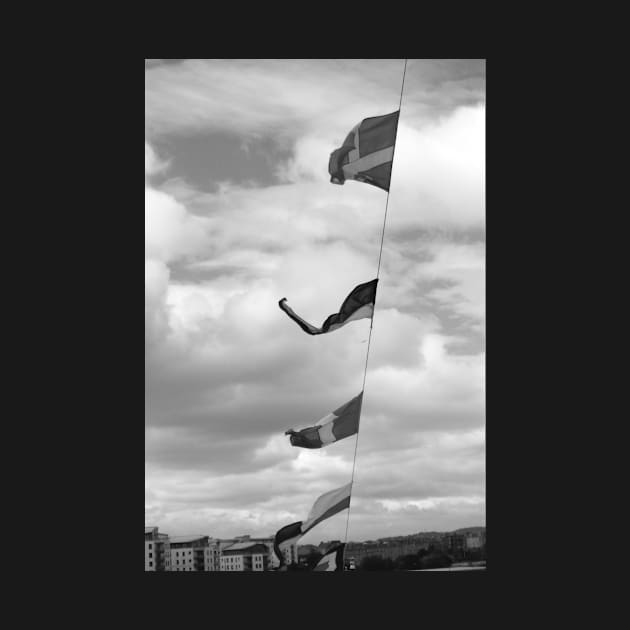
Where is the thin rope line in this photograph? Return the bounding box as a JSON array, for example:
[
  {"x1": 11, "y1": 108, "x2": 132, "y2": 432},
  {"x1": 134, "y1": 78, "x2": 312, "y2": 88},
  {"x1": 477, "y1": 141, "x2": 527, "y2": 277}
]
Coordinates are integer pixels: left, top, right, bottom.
[
  {"x1": 342, "y1": 59, "x2": 408, "y2": 565},
  {"x1": 481, "y1": 58, "x2": 486, "y2": 479}
]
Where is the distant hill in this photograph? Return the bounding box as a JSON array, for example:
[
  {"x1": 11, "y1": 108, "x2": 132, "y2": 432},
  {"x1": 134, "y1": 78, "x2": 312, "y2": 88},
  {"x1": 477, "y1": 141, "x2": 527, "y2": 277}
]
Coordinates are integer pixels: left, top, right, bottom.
[{"x1": 453, "y1": 526, "x2": 485, "y2": 535}]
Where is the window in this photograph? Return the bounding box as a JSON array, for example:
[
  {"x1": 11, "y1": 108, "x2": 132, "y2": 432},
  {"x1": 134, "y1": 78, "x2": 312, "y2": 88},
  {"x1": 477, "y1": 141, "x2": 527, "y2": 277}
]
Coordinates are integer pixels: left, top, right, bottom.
[
  {"x1": 149, "y1": 561, "x2": 153, "y2": 567},
  {"x1": 149, "y1": 544, "x2": 153, "y2": 549},
  {"x1": 149, "y1": 552, "x2": 153, "y2": 558}
]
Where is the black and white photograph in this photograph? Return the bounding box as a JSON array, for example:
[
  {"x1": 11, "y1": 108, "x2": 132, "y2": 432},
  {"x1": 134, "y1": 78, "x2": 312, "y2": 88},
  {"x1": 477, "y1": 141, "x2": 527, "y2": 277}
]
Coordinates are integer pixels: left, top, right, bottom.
[{"x1": 145, "y1": 59, "x2": 486, "y2": 572}]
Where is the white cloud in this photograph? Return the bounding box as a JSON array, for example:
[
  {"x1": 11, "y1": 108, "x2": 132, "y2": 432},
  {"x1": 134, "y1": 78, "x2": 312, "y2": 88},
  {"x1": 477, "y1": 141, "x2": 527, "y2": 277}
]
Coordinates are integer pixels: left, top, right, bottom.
[
  {"x1": 145, "y1": 258, "x2": 170, "y2": 344},
  {"x1": 145, "y1": 59, "x2": 405, "y2": 141},
  {"x1": 145, "y1": 141, "x2": 169, "y2": 176},
  {"x1": 145, "y1": 59, "x2": 484, "y2": 145},
  {"x1": 145, "y1": 187, "x2": 209, "y2": 264},
  {"x1": 389, "y1": 106, "x2": 485, "y2": 229},
  {"x1": 421, "y1": 241, "x2": 485, "y2": 321}
]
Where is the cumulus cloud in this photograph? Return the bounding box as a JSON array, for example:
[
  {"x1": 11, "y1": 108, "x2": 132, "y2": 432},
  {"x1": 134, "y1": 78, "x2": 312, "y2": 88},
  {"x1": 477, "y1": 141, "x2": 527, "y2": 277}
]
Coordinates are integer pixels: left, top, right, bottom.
[
  {"x1": 145, "y1": 141, "x2": 169, "y2": 176},
  {"x1": 145, "y1": 259, "x2": 171, "y2": 344},
  {"x1": 145, "y1": 60, "x2": 485, "y2": 540},
  {"x1": 145, "y1": 188, "x2": 209, "y2": 264},
  {"x1": 389, "y1": 106, "x2": 485, "y2": 229},
  {"x1": 146, "y1": 59, "x2": 484, "y2": 142},
  {"x1": 145, "y1": 141, "x2": 213, "y2": 347},
  {"x1": 146, "y1": 59, "x2": 401, "y2": 141}
]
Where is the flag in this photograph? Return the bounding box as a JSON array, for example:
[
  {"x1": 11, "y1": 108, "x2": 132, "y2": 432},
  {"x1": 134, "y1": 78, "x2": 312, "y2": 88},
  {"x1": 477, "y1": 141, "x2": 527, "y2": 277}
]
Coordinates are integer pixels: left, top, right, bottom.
[
  {"x1": 274, "y1": 483, "x2": 352, "y2": 565},
  {"x1": 285, "y1": 393, "x2": 363, "y2": 449},
  {"x1": 273, "y1": 521, "x2": 303, "y2": 568},
  {"x1": 278, "y1": 279, "x2": 377, "y2": 336},
  {"x1": 313, "y1": 542, "x2": 346, "y2": 571},
  {"x1": 329, "y1": 111, "x2": 399, "y2": 191}
]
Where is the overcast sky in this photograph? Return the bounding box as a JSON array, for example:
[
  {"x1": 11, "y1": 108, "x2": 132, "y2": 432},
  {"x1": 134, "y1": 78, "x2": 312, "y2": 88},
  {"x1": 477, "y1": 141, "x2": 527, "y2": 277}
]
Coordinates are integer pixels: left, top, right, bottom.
[{"x1": 145, "y1": 59, "x2": 485, "y2": 544}]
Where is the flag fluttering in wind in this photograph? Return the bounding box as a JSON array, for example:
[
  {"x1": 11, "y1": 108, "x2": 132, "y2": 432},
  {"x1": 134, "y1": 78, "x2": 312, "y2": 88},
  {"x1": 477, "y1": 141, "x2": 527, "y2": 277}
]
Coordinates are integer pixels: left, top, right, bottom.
[
  {"x1": 313, "y1": 542, "x2": 346, "y2": 571},
  {"x1": 274, "y1": 483, "x2": 352, "y2": 566},
  {"x1": 285, "y1": 393, "x2": 363, "y2": 449},
  {"x1": 278, "y1": 279, "x2": 377, "y2": 336},
  {"x1": 328, "y1": 111, "x2": 399, "y2": 192},
  {"x1": 273, "y1": 521, "x2": 304, "y2": 568}
]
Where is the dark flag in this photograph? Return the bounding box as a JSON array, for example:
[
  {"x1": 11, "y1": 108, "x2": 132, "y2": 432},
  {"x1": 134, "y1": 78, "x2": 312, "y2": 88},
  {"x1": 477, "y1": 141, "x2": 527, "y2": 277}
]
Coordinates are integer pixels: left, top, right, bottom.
[
  {"x1": 278, "y1": 279, "x2": 377, "y2": 336},
  {"x1": 273, "y1": 521, "x2": 303, "y2": 569},
  {"x1": 329, "y1": 111, "x2": 399, "y2": 191},
  {"x1": 313, "y1": 542, "x2": 346, "y2": 571}
]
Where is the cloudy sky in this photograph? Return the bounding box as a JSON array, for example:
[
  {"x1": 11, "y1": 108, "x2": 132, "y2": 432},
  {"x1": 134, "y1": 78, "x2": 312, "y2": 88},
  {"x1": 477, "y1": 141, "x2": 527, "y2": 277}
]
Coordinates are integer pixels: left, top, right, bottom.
[{"x1": 145, "y1": 59, "x2": 485, "y2": 544}]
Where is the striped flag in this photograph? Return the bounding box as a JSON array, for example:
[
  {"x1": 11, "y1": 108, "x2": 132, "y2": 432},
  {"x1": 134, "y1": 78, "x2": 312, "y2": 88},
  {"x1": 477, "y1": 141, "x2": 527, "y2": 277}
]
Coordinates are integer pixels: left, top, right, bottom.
[
  {"x1": 286, "y1": 393, "x2": 363, "y2": 449},
  {"x1": 329, "y1": 111, "x2": 399, "y2": 192},
  {"x1": 274, "y1": 483, "x2": 352, "y2": 566},
  {"x1": 278, "y1": 279, "x2": 377, "y2": 336},
  {"x1": 313, "y1": 542, "x2": 346, "y2": 572}
]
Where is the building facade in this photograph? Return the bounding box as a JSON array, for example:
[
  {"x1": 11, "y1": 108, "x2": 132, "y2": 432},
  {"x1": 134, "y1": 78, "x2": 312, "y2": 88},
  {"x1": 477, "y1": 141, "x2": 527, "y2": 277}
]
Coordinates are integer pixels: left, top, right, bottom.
[
  {"x1": 345, "y1": 540, "x2": 431, "y2": 564},
  {"x1": 216, "y1": 535, "x2": 297, "y2": 570},
  {"x1": 145, "y1": 526, "x2": 171, "y2": 572},
  {"x1": 169, "y1": 535, "x2": 218, "y2": 571},
  {"x1": 220, "y1": 542, "x2": 270, "y2": 571},
  {"x1": 145, "y1": 529, "x2": 298, "y2": 571}
]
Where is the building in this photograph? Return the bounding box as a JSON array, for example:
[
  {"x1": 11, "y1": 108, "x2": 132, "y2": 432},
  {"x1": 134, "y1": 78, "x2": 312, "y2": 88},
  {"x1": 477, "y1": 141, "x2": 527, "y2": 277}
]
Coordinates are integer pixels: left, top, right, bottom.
[
  {"x1": 145, "y1": 529, "x2": 298, "y2": 571},
  {"x1": 220, "y1": 542, "x2": 270, "y2": 571},
  {"x1": 217, "y1": 535, "x2": 298, "y2": 570},
  {"x1": 465, "y1": 531, "x2": 485, "y2": 550},
  {"x1": 345, "y1": 539, "x2": 430, "y2": 564},
  {"x1": 169, "y1": 535, "x2": 218, "y2": 571},
  {"x1": 207, "y1": 539, "x2": 222, "y2": 570},
  {"x1": 145, "y1": 526, "x2": 171, "y2": 572}
]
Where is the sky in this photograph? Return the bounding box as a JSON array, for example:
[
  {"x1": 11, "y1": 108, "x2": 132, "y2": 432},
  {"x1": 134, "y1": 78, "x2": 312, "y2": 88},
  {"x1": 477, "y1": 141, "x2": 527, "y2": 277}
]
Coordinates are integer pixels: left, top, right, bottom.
[{"x1": 145, "y1": 59, "x2": 485, "y2": 544}]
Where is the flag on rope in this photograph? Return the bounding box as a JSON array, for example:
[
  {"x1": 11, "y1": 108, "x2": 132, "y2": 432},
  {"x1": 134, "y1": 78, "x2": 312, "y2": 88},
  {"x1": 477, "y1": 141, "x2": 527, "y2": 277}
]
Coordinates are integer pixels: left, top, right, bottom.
[
  {"x1": 273, "y1": 521, "x2": 303, "y2": 569},
  {"x1": 278, "y1": 279, "x2": 377, "y2": 336},
  {"x1": 313, "y1": 542, "x2": 346, "y2": 571},
  {"x1": 328, "y1": 111, "x2": 399, "y2": 192},
  {"x1": 285, "y1": 392, "x2": 363, "y2": 449},
  {"x1": 274, "y1": 483, "x2": 352, "y2": 567}
]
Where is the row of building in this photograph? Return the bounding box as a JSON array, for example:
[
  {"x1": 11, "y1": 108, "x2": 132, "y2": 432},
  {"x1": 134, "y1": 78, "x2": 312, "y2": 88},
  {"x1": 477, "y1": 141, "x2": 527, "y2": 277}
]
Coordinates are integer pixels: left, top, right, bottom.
[
  {"x1": 146, "y1": 526, "x2": 486, "y2": 571},
  {"x1": 145, "y1": 527, "x2": 298, "y2": 572},
  {"x1": 345, "y1": 529, "x2": 486, "y2": 564}
]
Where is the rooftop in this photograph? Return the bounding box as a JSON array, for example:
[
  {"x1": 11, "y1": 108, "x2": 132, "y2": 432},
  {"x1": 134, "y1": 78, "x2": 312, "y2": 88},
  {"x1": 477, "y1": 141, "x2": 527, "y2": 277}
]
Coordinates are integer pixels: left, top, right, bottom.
[
  {"x1": 222, "y1": 542, "x2": 269, "y2": 553},
  {"x1": 169, "y1": 535, "x2": 208, "y2": 545}
]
